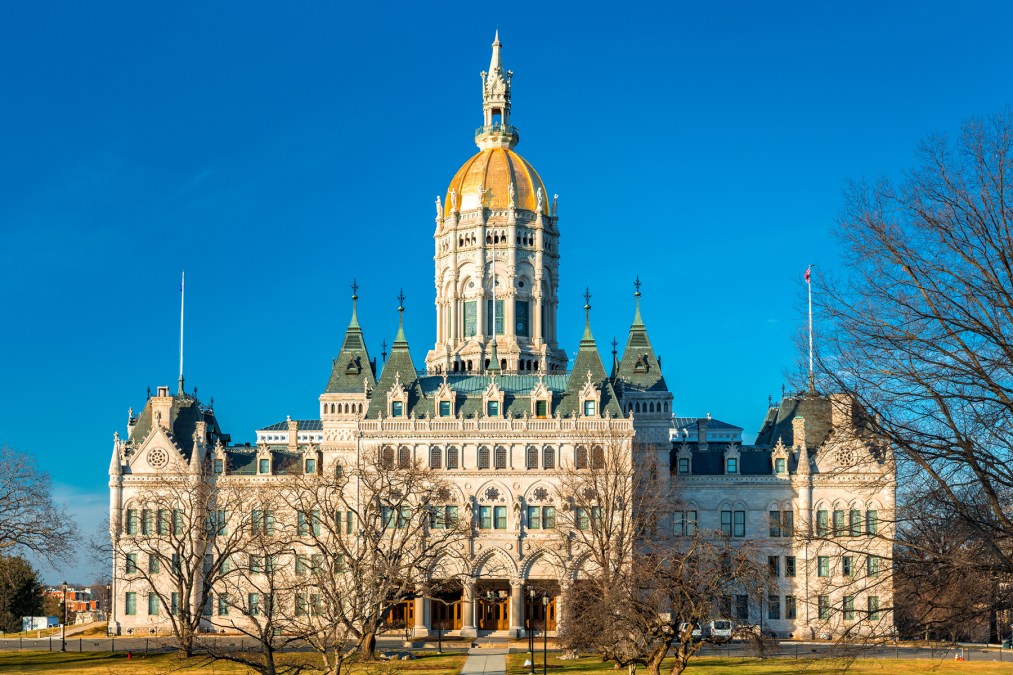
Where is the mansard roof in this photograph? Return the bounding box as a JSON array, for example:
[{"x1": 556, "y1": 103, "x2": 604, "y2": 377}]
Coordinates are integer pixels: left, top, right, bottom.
[
  {"x1": 754, "y1": 393, "x2": 833, "y2": 451},
  {"x1": 675, "y1": 445, "x2": 773, "y2": 476},
  {"x1": 127, "y1": 392, "x2": 228, "y2": 460},
  {"x1": 259, "y1": 420, "x2": 324, "y2": 431}
]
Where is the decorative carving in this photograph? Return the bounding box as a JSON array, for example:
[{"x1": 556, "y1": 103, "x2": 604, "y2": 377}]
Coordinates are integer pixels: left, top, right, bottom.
[
  {"x1": 532, "y1": 487, "x2": 549, "y2": 502},
  {"x1": 147, "y1": 447, "x2": 169, "y2": 470},
  {"x1": 835, "y1": 447, "x2": 856, "y2": 467},
  {"x1": 484, "y1": 487, "x2": 501, "y2": 501}
]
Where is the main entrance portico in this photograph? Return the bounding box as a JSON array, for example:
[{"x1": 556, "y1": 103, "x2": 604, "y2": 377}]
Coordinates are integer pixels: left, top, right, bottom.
[{"x1": 413, "y1": 578, "x2": 560, "y2": 638}]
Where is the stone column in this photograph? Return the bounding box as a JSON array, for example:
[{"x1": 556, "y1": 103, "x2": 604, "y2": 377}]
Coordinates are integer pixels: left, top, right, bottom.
[
  {"x1": 413, "y1": 596, "x2": 429, "y2": 638},
  {"x1": 555, "y1": 578, "x2": 571, "y2": 636},
  {"x1": 509, "y1": 579, "x2": 524, "y2": 638},
  {"x1": 460, "y1": 579, "x2": 477, "y2": 638}
]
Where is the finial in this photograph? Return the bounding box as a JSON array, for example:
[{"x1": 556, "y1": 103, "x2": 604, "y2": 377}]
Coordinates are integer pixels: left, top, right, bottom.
[
  {"x1": 632, "y1": 276, "x2": 644, "y2": 327},
  {"x1": 210, "y1": 396, "x2": 214, "y2": 410},
  {"x1": 381, "y1": 339, "x2": 388, "y2": 363},
  {"x1": 147, "y1": 386, "x2": 151, "y2": 399},
  {"x1": 395, "y1": 289, "x2": 407, "y2": 341},
  {"x1": 193, "y1": 386, "x2": 198, "y2": 399},
  {"x1": 349, "y1": 278, "x2": 360, "y2": 327},
  {"x1": 611, "y1": 337, "x2": 618, "y2": 357},
  {"x1": 397, "y1": 289, "x2": 405, "y2": 313},
  {"x1": 351, "y1": 278, "x2": 359, "y2": 301}
]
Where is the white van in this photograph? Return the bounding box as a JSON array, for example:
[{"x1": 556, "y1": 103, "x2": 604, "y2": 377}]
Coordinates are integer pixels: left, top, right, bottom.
[{"x1": 705, "y1": 619, "x2": 733, "y2": 639}]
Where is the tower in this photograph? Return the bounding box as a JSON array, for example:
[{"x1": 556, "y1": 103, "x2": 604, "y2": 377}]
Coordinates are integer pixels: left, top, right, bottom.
[{"x1": 426, "y1": 33, "x2": 567, "y2": 375}]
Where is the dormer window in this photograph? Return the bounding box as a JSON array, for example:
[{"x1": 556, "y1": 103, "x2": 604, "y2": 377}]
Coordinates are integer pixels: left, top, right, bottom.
[
  {"x1": 439, "y1": 401, "x2": 451, "y2": 417},
  {"x1": 487, "y1": 401, "x2": 499, "y2": 417},
  {"x1": 391, "y1": 401, "x2": 404, "y2": 418},
  {"x1": 583, "y1": 400, "x2": 596, "y2": 417},
  {"x1": 214, "y1": 459, "x2": 224, "y2": 474},
  {"x1": 535, "y1": 400, "x2": 547, "y2": 418},
  {"x1": 305, "y1": 458, "x2": 317, "y2": 474},
  {"x1": 259, "y1": 458, "x2": 270, "y2": 475},
  {"x1": 775, "y1": 458, "x2": 786, "y2": 474},
  {"x1": 726, "y1": 458, "x2": 738, "y2": 474},
  {"x1": 678, "y1": 457, "x2": 690, "y2": 474}
]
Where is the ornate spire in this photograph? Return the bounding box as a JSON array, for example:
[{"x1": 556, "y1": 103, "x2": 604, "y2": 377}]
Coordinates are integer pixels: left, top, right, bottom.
[
  {"x1": 633, "y1": 275, "x2": 644, "y2": 327},
  {"x1": 477, "y1": 32, "x2": 516, "y2": 150},
  {"x1": 349, "y1": 278, "x2": 360, "y2": 328},
  {"x1": 395, "y1": 289, "x2": 407, "y2": 343},
  {"x1": 582, "y1": 287, "x2": 593, "y2": 341}
]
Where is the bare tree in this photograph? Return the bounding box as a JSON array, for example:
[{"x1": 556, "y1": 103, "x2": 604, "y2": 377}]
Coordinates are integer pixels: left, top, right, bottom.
[
  {"x1": 817, "y1": 110, "x2": 1013, "y2": 634},
  {"x1": 0, "y1": 445, "x2": 77, "y2": 565},
  {"x1": 113, "y1": 469, "x2": 252, "y2": 657},
  {"x1": 196, "y1": 505, "x2": 310, "y2": 675},
  {"x1": 280, "y1": 450, "x2": 469, "y2": 672},
  {"x1": 554, "y1": 433, "x2": 767, "y2": 675}
]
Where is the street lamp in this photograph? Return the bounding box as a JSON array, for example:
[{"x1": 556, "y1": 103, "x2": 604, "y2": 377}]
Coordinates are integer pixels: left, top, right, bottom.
[
  {"x1": 542, "y1": 595, "x2": 549, "y2": 675},
  {"x1": 60, "y1": 581, "x2": 68, "y2": 652},
  {"x1": 527, "y1": 588, "x2": 537, "y2": 675}
]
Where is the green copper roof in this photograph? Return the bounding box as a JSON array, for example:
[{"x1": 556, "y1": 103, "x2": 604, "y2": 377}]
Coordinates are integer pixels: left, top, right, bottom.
[
  {"x1": 324, "y1": 298, "x2": 377, "y2": 394},
  {"x1": 615, "y1": 295, "x2": 668, "y2": 392}
]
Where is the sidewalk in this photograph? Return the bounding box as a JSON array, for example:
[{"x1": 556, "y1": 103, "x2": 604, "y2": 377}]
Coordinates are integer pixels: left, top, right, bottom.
[{"x1": 460, "y1": 646, "x2": 508, "y2": 675}]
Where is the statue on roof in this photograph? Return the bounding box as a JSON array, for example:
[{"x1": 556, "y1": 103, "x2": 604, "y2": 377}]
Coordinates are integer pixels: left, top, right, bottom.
[
  {"x1": 552, "y1": 193, "x2": 558, "y2": 216},
  {"x1": 508, "y1": 183, "x2": 516, "y2": 207},
  {"x1": 450, "y1": 188, "x2": 458, "y2": 211},
  {"x1": 536, "y1": 187, "x2": 544, "y2": 211},
  {"x1": 435, "y1": 195, "x2": 443, "y2": 219}
]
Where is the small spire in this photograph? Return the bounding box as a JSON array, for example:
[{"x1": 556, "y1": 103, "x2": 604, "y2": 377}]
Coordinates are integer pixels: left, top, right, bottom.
[
  {"x1": 395, "y1": 289, "x2": 406, "y2": 343},
  {"x1": 582, "y1": 287, "x2": 594, "y2": 340},
  {"x1": 632, "y1": 275, "x2": 644, "y2": 327},
  {"x1": 490, "y1": 30, "x2": 502, "y2": 72},
  {"x1": 350, "y1": 278, "x2": 360, "y2": 328}
]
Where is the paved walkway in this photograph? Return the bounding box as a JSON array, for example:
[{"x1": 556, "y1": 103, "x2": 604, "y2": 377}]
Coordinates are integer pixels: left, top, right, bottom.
[{"x1": 460, "y1": 646, "x2": 508, "y2": 674}]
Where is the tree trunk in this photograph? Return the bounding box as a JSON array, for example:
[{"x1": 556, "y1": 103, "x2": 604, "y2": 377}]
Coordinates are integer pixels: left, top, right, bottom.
[
  {"x1": 177, "y1": 628, "x2": 194, "y2": 658},
  {"x1": 359, "y1": 630, "x2": 377, "y2": 659}
]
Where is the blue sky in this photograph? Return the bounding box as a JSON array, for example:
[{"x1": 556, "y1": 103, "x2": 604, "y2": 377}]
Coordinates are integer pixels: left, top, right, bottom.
[{"x1": 1, "y1": 1, "x2": 1011, "y2": 583}]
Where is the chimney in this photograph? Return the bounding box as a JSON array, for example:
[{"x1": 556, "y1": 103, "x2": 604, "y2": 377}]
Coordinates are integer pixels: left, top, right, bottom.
[
  {"x1": 697, "y1": 417, "x2": 709, "y2": 451},
  {"x1": 288, "y1": 416, "x2": 299, "y2": 452},
  {"x1": 830, "y1": 393, "x2": 855, "y2": 429},
  {"x1": 792, "y1": 416, "x2": 806, "y2": 451},
  {"x1": 151, "y1": 386, "x2": 174, "y2": 431}
]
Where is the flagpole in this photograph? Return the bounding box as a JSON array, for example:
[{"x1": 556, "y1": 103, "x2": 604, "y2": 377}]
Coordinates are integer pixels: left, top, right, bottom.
[
  {"x1": 179, "y1": 271, "x2": 185, "y2": 395},
  {"x1": 807, "y1": 265, "x2": 814, "y2": 393}
]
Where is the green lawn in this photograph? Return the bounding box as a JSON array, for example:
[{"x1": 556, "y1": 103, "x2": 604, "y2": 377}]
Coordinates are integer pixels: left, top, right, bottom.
[
  {"x1": 506, "y1": 653, "x2": 1013, "y2": 674},
  {"x1": 0, "y1": 650, "x2": 466, "y2": 674}
]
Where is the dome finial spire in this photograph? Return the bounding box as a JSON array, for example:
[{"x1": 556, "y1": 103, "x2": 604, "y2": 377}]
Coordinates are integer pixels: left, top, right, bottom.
[{"x1": 477, "y1": 32, "x2": 516, "y2": 150}]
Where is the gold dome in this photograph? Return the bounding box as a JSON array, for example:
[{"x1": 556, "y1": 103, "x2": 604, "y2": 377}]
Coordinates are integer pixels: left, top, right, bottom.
[{"x1": 445, "y1": 148, "x2": 549, "y2": 216}]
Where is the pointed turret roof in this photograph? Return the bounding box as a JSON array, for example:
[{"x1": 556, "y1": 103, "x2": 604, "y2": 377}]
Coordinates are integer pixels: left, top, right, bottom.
[
  {"x1": 616, "y1": 277, "x2": 668, "y2": 392},
  {"x1": 324, "y1": 281, "x2": 377, "y2": 394},
  {"x1": 557, "y1": 290, "x2": 622, "y2": 416},
  {"x1": 366, "y1": 291, "x2": 423, "y2": 418}
]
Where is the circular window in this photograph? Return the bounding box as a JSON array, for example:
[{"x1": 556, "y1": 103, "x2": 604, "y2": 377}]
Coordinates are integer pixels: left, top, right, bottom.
[
  {"x1": 835, "y1": 448, "x2": 856, "y2": 467},
  {"x1": 147, "y1": 447, "x2": 169, "y2": 469}
]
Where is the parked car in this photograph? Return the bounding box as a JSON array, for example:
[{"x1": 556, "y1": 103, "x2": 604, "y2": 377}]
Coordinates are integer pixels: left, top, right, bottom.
[
  {"x1": 705, "y1": 619, "x2": 733, "y2": 639},
  {"x1": 677, "y1": 622, "x2": 702, "y2": 641}
]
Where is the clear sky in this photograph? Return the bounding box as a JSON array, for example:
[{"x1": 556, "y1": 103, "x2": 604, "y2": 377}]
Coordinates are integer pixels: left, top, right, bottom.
[{"x1": 1, "y1": 1, "x2": 1011, "y2": 583}]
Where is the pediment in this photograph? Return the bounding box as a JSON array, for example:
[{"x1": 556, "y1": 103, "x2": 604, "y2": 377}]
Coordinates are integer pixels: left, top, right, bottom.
[{"x1": 129, "y1": 427, "x2": 186, "y2": 474}]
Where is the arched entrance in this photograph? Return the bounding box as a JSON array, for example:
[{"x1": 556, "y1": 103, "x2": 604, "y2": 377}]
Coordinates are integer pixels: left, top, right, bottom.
[{"x1": 477, "y1": 582, "x2": 510, "y2": 631}]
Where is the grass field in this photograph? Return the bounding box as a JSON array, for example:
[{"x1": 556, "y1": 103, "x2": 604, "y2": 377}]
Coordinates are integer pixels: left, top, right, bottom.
[
  {"x1": 0, "y1": 650, "x2": 467, "y2": 674},
  {"x1": 506, "y1": 653, "x2": 1013, "y2": 674}
]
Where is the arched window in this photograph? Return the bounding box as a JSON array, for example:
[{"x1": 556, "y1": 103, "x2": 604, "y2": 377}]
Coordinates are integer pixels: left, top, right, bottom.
[
  {"x1": 478, "y1": 447, "x2": 491, "y2": 470},
  {"x1": 575, "y1": 446, "x2": 589, "y2": 470},
  {"x1": 447, "y1": 446, "x2": 459, "y2": 470},
  {"x1": 526, "y1": 446, "x2": 538, "y2": 469},
  {"x1": 398, "y1": 447, "x2": 411, "y2": 469},
  {"x1": 591, "y1": 446, "x2": 605, "y2": 469},
  {"x1": 429, "y1": 446, "x2": 442, "y2": 470},
  {"x1": 543, "y1": 446, "x2": 555, "y2": 469},
  {"x1": 381, "y1": 447, "x2": 395, "y2": 469},
  {"x1": 495, "y1": 446, "x2": 507, "y2": 469}
]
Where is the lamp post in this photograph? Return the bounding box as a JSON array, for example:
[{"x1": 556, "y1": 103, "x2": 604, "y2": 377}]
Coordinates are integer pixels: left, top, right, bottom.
[
  {"x1": 60, "y1": 581, "x2": 68, "y2": 652},
  {"x1": 527, "y1": 588, "x2": 536, "y2": 675},
  {"x1": 542, "y1": 595, "x2": 549, "y2": 675}
]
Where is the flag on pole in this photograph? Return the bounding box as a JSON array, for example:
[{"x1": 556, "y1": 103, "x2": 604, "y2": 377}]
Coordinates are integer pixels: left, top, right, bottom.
[{"x1": 805, "y1": 265, "x2": 811, "y2": 284}]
